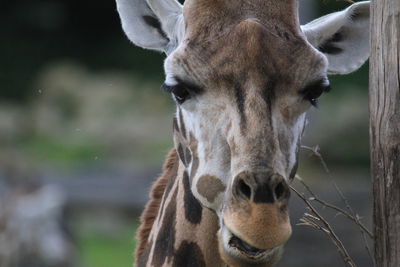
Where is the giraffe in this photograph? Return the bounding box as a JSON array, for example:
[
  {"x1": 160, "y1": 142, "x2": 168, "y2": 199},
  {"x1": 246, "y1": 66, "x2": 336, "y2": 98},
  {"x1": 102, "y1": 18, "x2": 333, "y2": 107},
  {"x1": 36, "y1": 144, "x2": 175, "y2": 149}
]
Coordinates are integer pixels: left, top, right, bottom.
[{"x1": 115, "y1": 0, "x2": 370, "y2": 266}]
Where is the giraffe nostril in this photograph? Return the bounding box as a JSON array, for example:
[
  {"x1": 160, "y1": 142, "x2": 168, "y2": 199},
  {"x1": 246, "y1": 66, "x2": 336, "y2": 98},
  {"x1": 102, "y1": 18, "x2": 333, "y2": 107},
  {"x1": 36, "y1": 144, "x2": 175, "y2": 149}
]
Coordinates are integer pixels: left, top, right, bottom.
[
  {"x1": 274, "y1": 182, "x2": 285, "y2": 200},
  {"x1": 238, "y1": 179, "x2": 252, "y2": 200}
]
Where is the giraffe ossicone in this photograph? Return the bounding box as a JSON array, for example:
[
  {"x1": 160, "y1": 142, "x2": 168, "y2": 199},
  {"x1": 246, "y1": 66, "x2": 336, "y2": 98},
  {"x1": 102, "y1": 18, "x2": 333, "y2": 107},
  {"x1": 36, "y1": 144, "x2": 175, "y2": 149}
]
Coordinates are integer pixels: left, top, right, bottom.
[{"x1": 115, "y1": 0, "x2": 370, "y2": 266}]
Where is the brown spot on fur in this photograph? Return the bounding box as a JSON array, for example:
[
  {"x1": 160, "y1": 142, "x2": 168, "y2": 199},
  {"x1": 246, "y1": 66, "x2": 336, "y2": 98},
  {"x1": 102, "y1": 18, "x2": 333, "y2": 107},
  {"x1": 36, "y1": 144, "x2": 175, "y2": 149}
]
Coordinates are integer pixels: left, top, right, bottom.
[
  {"x1": 232, "y1": 75, "x2": 247, "y2": 132},
  {"x1": 151, "y1": 187, "x2": 178, "y2": 266},
  {"x1": 173, "y1": 117, "x2": 179, "y2": 132},
  {"x1": 178, "y1": 108, "x2": 187, "y2": 138},
  {"x1": 185, "y1": 147, "x2": 192, "y2": 164},
  {"x1": 177, "y1": 143, "x2": 187, "y2": 166},
  {"x1": 189, "y1": 133, "x2": 199, "y2": 179},
  {"x1": 173, "y1": 241, "x2": 206, "y2": 267},
  {"x1": 197, "y1": 175, "x2": 226, "y2": 203},
  {"x1": 183, "y1": 171, "x2": 203, "y2": 224},
  {"x1": 135, "y1": 149, "x2": 178, "y2": 261}
]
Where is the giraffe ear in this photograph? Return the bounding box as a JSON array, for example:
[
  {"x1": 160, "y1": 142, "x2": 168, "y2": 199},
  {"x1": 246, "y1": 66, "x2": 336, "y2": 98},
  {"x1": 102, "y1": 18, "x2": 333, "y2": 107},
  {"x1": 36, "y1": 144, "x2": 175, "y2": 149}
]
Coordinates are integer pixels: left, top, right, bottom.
[
  {"x1": 115, "y1": 0, "x2": 184, "y2": 54},
  {"x1": 302, "y1": 1, "x2": 370, "y2": 75}
]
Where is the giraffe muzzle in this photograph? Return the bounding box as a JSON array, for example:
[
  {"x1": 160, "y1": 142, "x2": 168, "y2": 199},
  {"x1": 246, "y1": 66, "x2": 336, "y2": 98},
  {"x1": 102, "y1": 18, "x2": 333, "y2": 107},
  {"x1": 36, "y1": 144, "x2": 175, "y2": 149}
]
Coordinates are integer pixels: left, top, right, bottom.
[
  {"x1": 219, "y1": 171, "x2": 292, "y2": 262},
  {"x1": 228, "y1": 232, "x2": 272, "y2": 257},
  {"x1": 233, "y1": 172, "x2": 290, "y2": 204},
  {"x1": 219, "y1": 220, "x2": 285, "y2": 266}
]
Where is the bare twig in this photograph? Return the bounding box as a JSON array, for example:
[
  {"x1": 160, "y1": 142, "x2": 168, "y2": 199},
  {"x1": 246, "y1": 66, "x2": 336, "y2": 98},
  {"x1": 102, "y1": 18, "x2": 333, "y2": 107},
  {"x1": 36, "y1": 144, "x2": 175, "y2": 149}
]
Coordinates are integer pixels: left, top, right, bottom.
[
  {"x1": 291, "y1": 186, "x2": 357, "y2": 267},
  {"x1": 295, "y1": 175, "x2": 373, "y2": 238},
  {"x1": 300, "y1": 145, "x2": 374, "y2": 264},
  {"x1": 332, "y1": 182, "x2": 375, "y2": 262},
  {"x1": 301, "y1": 145, "x2": 330, "y2": 173}
]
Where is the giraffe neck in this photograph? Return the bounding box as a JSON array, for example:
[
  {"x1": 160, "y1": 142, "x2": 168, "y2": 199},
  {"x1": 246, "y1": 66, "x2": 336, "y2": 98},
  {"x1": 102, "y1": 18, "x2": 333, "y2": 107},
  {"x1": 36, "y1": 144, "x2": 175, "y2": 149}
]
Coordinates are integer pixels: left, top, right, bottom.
[{"x1": 136, "y1": 149, "x2": 226, "y2": 267}]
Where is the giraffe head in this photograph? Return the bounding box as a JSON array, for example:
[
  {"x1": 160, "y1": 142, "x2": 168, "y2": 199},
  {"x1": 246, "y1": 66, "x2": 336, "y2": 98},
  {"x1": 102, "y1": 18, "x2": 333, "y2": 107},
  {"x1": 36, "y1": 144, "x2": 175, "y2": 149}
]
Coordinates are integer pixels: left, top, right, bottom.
[{"x1": 116, "y1": 0, "x2": 369, "y2": 265}]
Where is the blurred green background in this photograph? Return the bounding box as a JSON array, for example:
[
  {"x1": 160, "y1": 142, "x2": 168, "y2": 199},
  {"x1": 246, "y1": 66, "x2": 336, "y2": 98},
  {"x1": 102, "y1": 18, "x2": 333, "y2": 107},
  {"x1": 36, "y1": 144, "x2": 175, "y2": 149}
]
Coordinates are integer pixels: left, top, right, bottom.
[{"x1": 0, "y1": 0, "x2": 372, "y2": 267}]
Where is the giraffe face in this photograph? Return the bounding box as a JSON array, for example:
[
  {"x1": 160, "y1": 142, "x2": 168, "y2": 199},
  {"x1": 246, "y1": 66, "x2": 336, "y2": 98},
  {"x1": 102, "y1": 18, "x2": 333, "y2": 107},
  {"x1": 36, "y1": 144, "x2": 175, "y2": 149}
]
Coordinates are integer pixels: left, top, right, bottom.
[
  {"x1": 165, "y1": 17, "x2": 329, "y2": 264},
  {"x1": 116, "y1": 0, "x2": 370, "y2": 265}
]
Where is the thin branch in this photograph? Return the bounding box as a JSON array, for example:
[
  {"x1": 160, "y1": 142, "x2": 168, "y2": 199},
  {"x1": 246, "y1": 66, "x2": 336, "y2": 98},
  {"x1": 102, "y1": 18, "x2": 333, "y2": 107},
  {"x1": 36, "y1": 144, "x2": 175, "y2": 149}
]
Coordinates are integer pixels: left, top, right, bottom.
[
  {"x1": 299, "y1": 217, "x2": 329, "y2": 234},
  {"x1": 300, "y1": 145, "x2": 374, "y2": 264},
  {"x1": 332, "y1": 183, "x2": 375, "y2": 262},
  {"x1": 295, "y1": 175, "x2": 373, "y2": 239},
  {"x1": 291, "y1": 185, "x2": 357, "y2": 267},
  {"x1": 301, "y1": 145, "x2": 330, "y2": 174}
]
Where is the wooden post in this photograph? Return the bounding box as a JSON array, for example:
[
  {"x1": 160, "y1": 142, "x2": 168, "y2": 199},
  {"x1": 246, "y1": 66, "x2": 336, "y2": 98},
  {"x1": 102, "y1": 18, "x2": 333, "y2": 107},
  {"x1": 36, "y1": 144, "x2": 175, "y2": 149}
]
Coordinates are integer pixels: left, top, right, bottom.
[{"x1": 370, "y1": 0, "x2": 400, "y2": 266}]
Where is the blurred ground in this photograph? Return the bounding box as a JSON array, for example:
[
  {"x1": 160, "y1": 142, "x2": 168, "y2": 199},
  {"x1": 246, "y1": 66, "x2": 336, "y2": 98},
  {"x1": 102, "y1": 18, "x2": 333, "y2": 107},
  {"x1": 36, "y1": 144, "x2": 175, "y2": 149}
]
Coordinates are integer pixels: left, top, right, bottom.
[{"x1": 0, "y1": 0, "x2": 372, "y2": 266}]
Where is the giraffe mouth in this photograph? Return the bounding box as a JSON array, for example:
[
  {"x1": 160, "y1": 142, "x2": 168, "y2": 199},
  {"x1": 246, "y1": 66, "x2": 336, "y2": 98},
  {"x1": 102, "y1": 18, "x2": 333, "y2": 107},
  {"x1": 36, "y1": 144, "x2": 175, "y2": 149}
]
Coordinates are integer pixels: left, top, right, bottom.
[
  {"x1": 221, "y1": 223, "x2": 279, "y2": 262},
  {"x1": 228, "y1": 233, "x2": 269, "y2": 257}
]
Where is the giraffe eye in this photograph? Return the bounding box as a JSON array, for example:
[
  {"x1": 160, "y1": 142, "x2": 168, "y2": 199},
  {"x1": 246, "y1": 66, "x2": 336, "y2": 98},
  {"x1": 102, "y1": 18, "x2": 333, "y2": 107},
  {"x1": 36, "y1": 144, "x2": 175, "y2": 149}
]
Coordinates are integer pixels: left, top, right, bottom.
[
  {"x1": 172, "y1": 84, "x2": 191, "y2": 104},
  {"x1": 300, "y1": 78, "x2": 331, "y2": 107},
  {"x1": 161, "y1": 78, "x2": 202, "y2": 105},
  {"x1": 162, "y1": 83, "x2": 191, "y2": 104}
]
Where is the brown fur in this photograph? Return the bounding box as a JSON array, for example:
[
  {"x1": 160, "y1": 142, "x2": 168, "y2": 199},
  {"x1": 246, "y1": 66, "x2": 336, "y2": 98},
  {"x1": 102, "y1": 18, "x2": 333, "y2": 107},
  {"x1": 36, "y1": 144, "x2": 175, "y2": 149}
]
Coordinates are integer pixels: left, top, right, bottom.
[
  {"x1": 135, "y1": 149, "x2": 178, "y2": 259},
  {"x1": 197, "y1": 174, "x2": 226, "y2": 202}
]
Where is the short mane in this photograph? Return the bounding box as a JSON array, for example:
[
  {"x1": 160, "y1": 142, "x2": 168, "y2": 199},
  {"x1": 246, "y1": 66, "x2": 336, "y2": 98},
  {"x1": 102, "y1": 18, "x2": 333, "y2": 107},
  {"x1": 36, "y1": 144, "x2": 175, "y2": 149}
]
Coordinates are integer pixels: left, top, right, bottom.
[{"x1": 135, "y1": 149, "x2": 178, "y2": 259}]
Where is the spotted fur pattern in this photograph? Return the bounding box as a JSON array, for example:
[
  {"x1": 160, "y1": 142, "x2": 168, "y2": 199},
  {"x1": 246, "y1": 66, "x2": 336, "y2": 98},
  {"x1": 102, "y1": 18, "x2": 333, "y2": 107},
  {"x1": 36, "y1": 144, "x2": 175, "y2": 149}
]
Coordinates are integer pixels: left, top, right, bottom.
[
  {"x1": 136, "y1": 149, "x2": 178, "y2": 260},
  {"x1": 126, "y1": 0, "x2": 371, "y2": 266}
]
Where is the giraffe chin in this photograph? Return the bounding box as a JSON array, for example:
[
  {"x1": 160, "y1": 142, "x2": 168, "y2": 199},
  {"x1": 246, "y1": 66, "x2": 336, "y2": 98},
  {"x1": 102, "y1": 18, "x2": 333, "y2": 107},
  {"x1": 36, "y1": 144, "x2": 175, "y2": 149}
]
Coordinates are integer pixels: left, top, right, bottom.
[{"x1": 218, "y1": 224, "x2": 284, "y2": 266}]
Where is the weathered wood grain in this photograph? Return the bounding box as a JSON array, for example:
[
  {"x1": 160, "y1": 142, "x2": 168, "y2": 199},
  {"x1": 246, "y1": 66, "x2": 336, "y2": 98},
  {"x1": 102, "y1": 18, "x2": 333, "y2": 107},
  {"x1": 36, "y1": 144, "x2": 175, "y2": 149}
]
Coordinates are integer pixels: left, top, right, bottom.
[{"x1": 370, "y1": 0, "x2": 400, "y2": 266}]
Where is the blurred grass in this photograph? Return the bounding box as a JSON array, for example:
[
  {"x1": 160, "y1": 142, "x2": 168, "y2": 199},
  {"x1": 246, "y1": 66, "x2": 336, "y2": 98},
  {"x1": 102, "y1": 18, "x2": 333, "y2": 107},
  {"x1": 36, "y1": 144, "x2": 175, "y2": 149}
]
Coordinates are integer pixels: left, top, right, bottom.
[
  {"x1": 78, "y1": 226, "x2": 137, "y2": 267},
  {"x1": 24, "y1": 135, "x2": 104, "y2": 167},
  {"x1": 130, "y1": 139, "x2": 173, "y2": 166}
]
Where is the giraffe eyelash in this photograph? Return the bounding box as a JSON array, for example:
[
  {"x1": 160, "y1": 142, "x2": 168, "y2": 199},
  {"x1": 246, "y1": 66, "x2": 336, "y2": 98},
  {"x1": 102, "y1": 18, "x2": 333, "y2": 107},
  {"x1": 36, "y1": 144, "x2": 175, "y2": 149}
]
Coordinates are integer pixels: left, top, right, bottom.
[
  {"x1": 300, "y1": 78, "x2": 331, "y2": 107},
  {"x1": 161, "y1": 78, "x2": 203, "y2": 104},
  {"x1": 162, "y1": 82, "x2": 191, "y2": 104}
]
